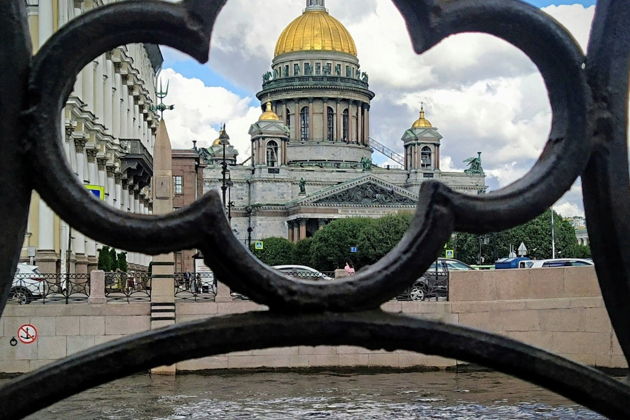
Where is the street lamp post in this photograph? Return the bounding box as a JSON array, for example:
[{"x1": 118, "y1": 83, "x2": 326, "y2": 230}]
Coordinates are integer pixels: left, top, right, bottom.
[
  {"x1": 227, "y1": 172, "x2": 234, "y2": 222},
  {"x1": 551, "y1": 210, "x2": 556, "y2": 259},
  {"x1": 219, "y1": 125, "x2": 230, "y2": 212}
]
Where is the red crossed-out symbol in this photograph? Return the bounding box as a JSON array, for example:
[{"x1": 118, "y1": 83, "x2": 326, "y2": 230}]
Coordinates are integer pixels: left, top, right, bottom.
[{"x1": 17, "y1": 324, "x2": 38, "y2": 344}]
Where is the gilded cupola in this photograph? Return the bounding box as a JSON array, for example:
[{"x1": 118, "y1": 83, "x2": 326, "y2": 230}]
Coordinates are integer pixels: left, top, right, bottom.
[
  {"x1": 274, "y1": 0, "x2": 357, "y2": 57},
  {"x1": 259, "y1": 102, "x2": 281, "y2": 121},
  {"x1": 412, "y1": 105, "x2": 433, "y2": 129}
]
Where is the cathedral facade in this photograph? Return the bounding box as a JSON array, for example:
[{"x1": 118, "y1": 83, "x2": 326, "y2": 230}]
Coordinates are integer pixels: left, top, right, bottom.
[{"x1": 202, "y1": 0, "x2": 485, "y2": 245}]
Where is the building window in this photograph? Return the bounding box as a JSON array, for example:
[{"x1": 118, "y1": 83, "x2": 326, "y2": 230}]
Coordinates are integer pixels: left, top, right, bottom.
[
  {"x1": 294, "y1": 63, "x2": 300, "y2": 76},
  {"x1": 315, "y1": 63, "x2": 321, "y2": 75},
  {"x1": 300, "y1": 107, "x2": 309, "y2": 141},
  {"x1": 173, "y1": 176, "x2": 183, "y2": 195},
  {"x1": 327, "y1": 107, "x2": 335, "y2": 141},
  {"x1": 346, "y1": 66, "x2": 352, "y2": 77},
  {"x1": 342, "y1": 109, "x2": 349, "y2": 141},
  {"x1": 324, "y1": 63, "x2": 331, "y2": 75},
  {"x1": 266, "y1": 140, "x2": 279, "y2": 167},
  {"x1": 421, "y1": 146, "x2": 432, "y2": 168},
  {"x1": 284, "y1": 65, "x2": 289, "y2": 77},
  {"x1": 335, "y1": 64, "x2": 341, "y2": 75},
  {"x1": 286, "y1": 109, "x2": 291, "y2": 131}
]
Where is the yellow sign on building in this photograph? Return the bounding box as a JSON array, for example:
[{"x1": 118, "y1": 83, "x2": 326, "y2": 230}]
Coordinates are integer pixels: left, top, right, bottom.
[{"x1": 86, "y1": 185, "x2": 105, "y2": 200}]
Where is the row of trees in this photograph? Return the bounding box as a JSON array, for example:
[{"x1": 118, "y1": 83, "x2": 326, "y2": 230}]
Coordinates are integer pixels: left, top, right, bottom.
[
  {"x1": 250, "y1": 213, "x2": 413, "y2": 271},
  {"x1": 97, "y1": 246, "x2": 128, "y2": 272},
  {"x1": 250, "y1": 210, "x2": 590, "y2": 271},
  {"x1": 451, "y1": 210, "x2": 590, "y2": 265}
]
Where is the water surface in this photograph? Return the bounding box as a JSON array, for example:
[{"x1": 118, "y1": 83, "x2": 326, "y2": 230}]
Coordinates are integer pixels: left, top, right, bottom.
[{"x1": 14, "y1": 370, "x2": 603, "y2": 419}]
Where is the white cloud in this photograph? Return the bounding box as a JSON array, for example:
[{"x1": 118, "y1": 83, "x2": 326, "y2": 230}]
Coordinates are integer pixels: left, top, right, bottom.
[
  {"x1": 554, "y1": 201, "x2": 584, "y2": 218},
  {"x1": 542, "y1": 5, "x2": 595, "y2": 52},
  {"x1": 485, "y1": 162, "x2": 529, "y2": 189},
  {"x1": 440, "y1": 155, "x2": 458, "y2": 172},
  {"x1": 159, "y1": 68, "x2": 260, "y2": 156},
  {"x1": 160, "y1": 0, "x2": 600, "y2": 206}
]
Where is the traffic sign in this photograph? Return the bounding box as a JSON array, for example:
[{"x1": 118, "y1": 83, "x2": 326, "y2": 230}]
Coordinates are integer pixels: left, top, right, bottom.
[
  {"x1": 254, "y1": 241, "x2": 264, "y2": 250},
  {"x1": 350, "y1": 247, "x2": 358, "y2": 253},
  {"x1": 445, "y1": 249, "x2": 454, "y2": 258},
  {"x1": 17, "y1": 324, "x2": 38, "y2": 344}
]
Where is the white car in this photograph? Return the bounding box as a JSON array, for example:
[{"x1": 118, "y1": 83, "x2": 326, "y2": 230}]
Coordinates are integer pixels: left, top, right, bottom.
[
  {"x1": 526, "y1": 258, "x2": 594, "y2": 268},
  {"x1": 273, "y1": 265, "x2": 333, "y2": 281},
  {"x1": 10, "y1": 264, "x2": 46, "y2": 304}
]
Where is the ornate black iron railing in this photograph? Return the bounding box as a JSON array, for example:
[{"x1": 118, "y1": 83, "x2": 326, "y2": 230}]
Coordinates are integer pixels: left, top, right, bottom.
[
  {"x1": 9, "y1": 273, "x2": 90, "y2": 304},
  {"x1": 0, "y1": 0, "x2": 629, "y2": 418},
  {"x1": 174, "y1": 272, "x2": 216, "y2": 301},
  {"x1": 105, "y1": 272, "x2": 151, "y2": 303}
]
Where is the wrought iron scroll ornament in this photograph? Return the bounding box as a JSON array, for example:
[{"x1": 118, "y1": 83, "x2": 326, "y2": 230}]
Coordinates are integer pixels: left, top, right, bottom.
[{"x1": 0, "y1": 0, "x2": 628, "y2": 418}]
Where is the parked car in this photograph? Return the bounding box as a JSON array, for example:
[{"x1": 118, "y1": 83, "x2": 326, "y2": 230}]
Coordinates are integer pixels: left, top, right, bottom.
[
  {"x1": 273, "y1": 265, "x2": 333, "y2": 281},
  {"x1": 400, "y1": 258, "x2": 474, "y2": 301},
  {"x1": 495, "y1": 257, "x2": 532, "y2": 269},
  {"x1": 527, "y1": 258, "x2": 594, "y2": 268},
  {"x1": 10, "y1": 264, "x2": 46, "y2": 304}
]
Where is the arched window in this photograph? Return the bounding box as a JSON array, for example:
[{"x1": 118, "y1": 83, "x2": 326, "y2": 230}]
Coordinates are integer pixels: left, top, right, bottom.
[
  {"x1": 342, "y1": 109, "x2": 349, "y2": 141},
  {"x1": 327, "y1": 107, "x2": 335, "y2": 141},
  {"x1": 266, "y1": 140, "x2": 279, "y2": 167},
  {"x1": 300, "y1": 107, "x2": 309, "y2": 141},
  {"x1": 421, "y1": 146, "x2": 432, "y2": 168}
]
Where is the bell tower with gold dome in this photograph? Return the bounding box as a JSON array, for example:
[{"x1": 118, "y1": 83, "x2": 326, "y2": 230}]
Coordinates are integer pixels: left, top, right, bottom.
[
  {"x1": 401, "y1": 105, "x2": 443, "y2": 172},
  {"x1": 255, "y1": 0, "x2": 374, "y2": 168}
]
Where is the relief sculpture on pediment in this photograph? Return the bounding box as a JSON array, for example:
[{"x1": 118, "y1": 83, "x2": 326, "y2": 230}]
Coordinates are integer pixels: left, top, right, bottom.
[{"x1": 316, "y1": 183, "x2": 416, "y2": 205}]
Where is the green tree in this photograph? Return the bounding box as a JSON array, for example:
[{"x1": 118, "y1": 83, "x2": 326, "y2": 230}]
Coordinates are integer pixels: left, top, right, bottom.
[
  {"x1": 574, "y1": 244, "x2": 591, "y2": 258},
  {"x1": 356, "y1": 213, "x2": 412, "y2": 265},
  {"x1": 249, "y1": 237, "x2": 296, "y2": 266},
  {"x1": 294, "y1": 238, "x2": 314, "y2": 266},
  {"x1": 109, "y1": 247, "x2": 119, "y2": 271},
  {"x1": 117, "y1": 252, "x2": 128, "y2": 272},
  {"x1": 452, "y1": 209, "x2": 580, "y2": 265},
  {"x1": 97, "y1": 246, "x2": 112, "y2": 271},
  {"x1": 310, "y1": 218, "x2": 375, "y2": 271}
]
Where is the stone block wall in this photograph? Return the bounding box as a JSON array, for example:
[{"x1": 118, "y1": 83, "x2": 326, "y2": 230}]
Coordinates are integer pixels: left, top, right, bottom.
[
  {"x1": 449, "y1": 267, "x2": 625, "y2": 368},
  {"x1": 0, "y1": 267, "x2": 626, "y2": 373},
  {"x1": 0, "y1": 304, "x2": 149, "y2": 373}
]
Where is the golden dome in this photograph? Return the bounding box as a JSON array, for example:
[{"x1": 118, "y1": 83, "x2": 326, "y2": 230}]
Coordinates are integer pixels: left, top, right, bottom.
[
  {"x1": 259, "y1": 102, "x2": 281, "y2": 121},
  {"x1": 212, "y1": 125, "x2": 230, "y2": 146},
  {"x1": 412, "y1": 107, "x2": 433, "y2": 129},
  {"x1": 274, "y1": 8, "x2": 357, "y2": 57}
]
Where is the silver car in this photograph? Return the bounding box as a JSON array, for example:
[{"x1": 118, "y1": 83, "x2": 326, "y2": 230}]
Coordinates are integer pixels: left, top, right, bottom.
[
  {"x1": 273, "y1": 265, "x2": 334, "y2": 281},
  {"x1": 10, "y1": 264, "x2": 46, "y2": 304}
]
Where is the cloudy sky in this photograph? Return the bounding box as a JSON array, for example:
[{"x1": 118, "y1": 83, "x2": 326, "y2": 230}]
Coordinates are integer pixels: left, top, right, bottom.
[{"x1": 159, "y1": 0, "x2": 597, "y2": 218}]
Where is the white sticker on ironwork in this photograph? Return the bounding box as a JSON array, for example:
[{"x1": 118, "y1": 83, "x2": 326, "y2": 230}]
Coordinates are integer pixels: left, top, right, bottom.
[{"x1": 17, "y1": 324, "x2": 38, "y2": 344}]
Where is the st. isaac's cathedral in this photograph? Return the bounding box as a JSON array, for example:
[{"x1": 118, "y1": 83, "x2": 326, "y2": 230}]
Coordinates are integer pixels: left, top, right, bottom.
[{"x1": 202, "y1": 0, "x2": 486, "y2": 244}]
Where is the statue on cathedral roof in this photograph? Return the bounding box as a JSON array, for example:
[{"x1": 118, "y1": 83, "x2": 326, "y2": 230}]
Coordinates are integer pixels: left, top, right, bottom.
[
  {"x1": 464, "y1": 152, "x2": 485, "y2": 175},
  {"x1": 360, "y1": 157, "x2": 372, "y2": 171}
]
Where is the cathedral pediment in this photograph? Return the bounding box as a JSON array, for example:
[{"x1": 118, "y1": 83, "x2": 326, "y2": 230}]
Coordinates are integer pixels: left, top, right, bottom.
[
  {"x1": 291, "y1": 175, "x2": 418, "y2": 207},
  {"x1": 402, "y1": 126, "x2": 443, "y2": 143}
]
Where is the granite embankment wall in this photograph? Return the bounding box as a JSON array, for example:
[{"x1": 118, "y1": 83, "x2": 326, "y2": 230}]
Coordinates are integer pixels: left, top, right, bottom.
[{"x1": 0, "y1": 267, "x2": 625, "y2": 373}]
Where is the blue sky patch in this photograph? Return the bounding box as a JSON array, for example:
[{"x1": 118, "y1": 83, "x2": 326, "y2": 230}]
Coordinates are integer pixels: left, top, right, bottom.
[
  {"x1": 164, "y1": 60, "x2": 252, "y2": 99},
  {"x1": 524, "y1": 0, "x2": 595, "y2": 6}
]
